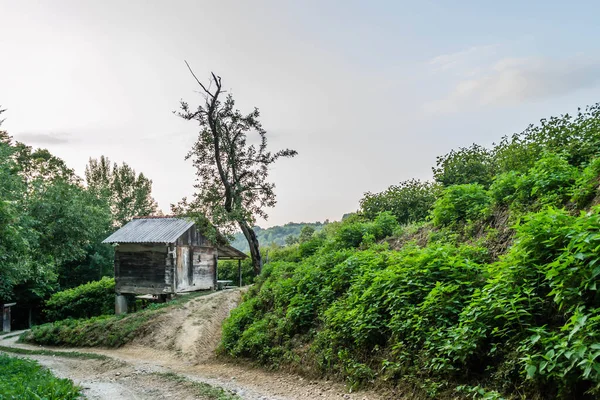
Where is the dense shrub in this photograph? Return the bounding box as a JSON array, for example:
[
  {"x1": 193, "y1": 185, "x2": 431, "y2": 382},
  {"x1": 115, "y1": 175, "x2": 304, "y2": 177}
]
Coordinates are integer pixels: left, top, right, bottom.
[
  {"x1": 360, "y1": 179, "x2": 440, "y2": 224},
  {"x1": 218, "y1": 258, "x2": 255, "y2": 286},
  {"x1": 431, "y1": 184, "x2": 491, "y2": 227},
  {"x1": 489, "y1": 153, "x2": 578, "y2": 211},
  {"x1": 433, "y1": 144, "x2": 496, "y2": 188},
  {"x1": 222, "y1": 205, "x2": 600, "y2": 398},
  {"x1": 44, "y1": 276, "x2": 115, "y2": 321},
  {"x1": 495, "y1": 104, "x2": 600, "y2": 174},
  {"x1": 0, "y1": 354, "x2": 81, "y2": 399},
  {"x1": 572, "y1": 157, "x2": 600, "y2": 208},
  {"x1": 25, "y1": 313, "x2": 152, "y2": 347},
  {"x1": 221, "y1": 104, "x2": 600, "y2": 399}
]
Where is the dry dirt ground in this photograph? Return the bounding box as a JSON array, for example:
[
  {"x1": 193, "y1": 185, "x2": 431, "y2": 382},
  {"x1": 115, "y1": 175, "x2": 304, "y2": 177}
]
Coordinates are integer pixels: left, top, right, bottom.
[{"x1": 0, "y1": 289, "x2": 385, "y2": 400}]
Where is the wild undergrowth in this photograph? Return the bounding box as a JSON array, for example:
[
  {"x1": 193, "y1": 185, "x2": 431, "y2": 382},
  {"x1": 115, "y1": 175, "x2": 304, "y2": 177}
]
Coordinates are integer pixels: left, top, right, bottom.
[
  {"x1": 221, "y1": 104, "x2": 600, "y2": 399},
  {"x1": 0, "y1": 353, "x2": 81, "y2": 399},
  {"x1": 23, "y1": 290, "x2": 210, "y2": 347}
]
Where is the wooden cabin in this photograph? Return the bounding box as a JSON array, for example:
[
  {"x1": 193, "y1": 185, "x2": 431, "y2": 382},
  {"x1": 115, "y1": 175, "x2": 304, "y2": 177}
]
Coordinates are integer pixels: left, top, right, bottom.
[{"x1": 102, "y1": 216, "x2": 246, "y2": 312}]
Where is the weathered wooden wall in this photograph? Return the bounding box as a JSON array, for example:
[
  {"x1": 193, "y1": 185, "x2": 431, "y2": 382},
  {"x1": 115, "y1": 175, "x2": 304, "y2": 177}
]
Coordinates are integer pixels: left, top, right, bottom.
[
  {"x1": 175, "y1": 224, "x2": 212, "y2": 247},
  {"x1": 175, "y1": 245, "x2": 215, "y2": 292},
  {"x1": 115, "y1": 244, "x2": 170, "y2": 295}
]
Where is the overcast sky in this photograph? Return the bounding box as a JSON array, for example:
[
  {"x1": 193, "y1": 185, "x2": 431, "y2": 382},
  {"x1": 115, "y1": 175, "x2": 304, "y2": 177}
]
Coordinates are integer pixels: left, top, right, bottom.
[{"x1": 2, "y1": 1, "x2": 600, "y2": 227}]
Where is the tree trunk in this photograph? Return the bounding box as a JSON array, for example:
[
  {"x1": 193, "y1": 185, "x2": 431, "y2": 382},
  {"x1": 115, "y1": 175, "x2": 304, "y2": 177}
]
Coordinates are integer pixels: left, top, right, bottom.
[{"x1": 238, "y1": 220, "x2": 262, "y2": 275}]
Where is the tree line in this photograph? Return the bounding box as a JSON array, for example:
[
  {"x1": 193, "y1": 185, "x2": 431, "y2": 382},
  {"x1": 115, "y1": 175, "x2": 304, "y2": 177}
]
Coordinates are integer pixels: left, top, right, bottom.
[{"x1": 0, "y1": 107, "x2": 158, "y2": 325}]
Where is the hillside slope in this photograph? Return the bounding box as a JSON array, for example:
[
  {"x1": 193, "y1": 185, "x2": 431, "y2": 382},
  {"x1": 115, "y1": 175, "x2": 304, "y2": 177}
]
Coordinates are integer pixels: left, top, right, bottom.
[{"x1": 220, "y1": 104, "x2": 600, "y2": 399}]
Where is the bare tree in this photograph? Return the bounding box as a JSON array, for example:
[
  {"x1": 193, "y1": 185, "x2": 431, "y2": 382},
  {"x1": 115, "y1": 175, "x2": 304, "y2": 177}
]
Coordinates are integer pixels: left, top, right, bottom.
[{"x1": 175, "y1": 64, "x2": 297, "y2": 274}]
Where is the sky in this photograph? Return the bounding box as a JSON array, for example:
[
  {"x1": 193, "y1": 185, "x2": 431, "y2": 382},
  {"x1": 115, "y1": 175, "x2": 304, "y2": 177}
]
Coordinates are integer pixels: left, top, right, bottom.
[{"x1": 1, "y1": 1, "x2": 600, "y2": 227}]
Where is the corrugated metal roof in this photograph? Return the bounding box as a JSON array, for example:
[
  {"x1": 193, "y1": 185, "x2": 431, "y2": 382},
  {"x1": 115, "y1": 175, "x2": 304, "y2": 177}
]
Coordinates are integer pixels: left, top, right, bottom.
[{"x1": 102, "y1": 217, "x2": 194, "y2": 244}]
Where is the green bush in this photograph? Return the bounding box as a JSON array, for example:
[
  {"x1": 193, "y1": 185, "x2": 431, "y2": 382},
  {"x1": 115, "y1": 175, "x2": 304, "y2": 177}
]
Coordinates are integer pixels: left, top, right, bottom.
[
  {"x1": 521, "y1": 153, "x2": 577, "y2": 206},
  {"x1": 222, "y1": 206, "x2": 600, "y2": 397},
  {"x1": 490, "y1": 153, "x2": 578, "y2": 210},
  {"x1": 0, "y1": 354, "x2": 81, "y2": 399},
  {"x1": 218, "y1": 258, "x2": 255, "y2": 286},
  {"x1": 221, "y1": 104, "x2": 600, "y2": 398},
  {"x1": 431, "y1": 184, "x2": 491, "y2": 227},
  {"x1": 360, "y1": 179, "x2": 440, "y2": 224},
  {"x1": 495, "y1": 104, "x2": 600, "y2": 174},
  {"x1": 572, "y1": 157, "x2": 600, "y2": 208},
  {"x1": 433, "y1": 144, "x2": 496, "y2": 188},
  {"x1": 44, "y1": 276, "x2": 115, "y2": 321}
]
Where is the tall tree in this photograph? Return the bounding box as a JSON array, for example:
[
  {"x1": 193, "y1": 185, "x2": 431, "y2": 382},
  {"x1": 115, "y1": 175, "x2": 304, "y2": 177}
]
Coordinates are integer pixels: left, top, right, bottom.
[
  {"x1": 85, "y1": 156, "x2": 159, "y2": 227},
  {"x1": 176, "y1": 65, "x2": 297, "y2": 274}
]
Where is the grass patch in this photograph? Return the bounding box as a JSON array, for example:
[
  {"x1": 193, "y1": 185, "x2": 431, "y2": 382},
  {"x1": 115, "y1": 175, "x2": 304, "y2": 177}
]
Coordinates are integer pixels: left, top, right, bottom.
[
  {"x1": 0, "y1": 345, "x2": 110, "y2": 360},
  {"x1": 0, "y1": 332, "x2": 22, "y2": 340},
  {"x1": 22, "y1": 290, "x2": 214, "y2": 348},
  {"x1": 0, "y1": 353, "x2": 81, "y2": 399},
  {"x1": 153, "y1": 372, "x2": 240, "y2": 400}
]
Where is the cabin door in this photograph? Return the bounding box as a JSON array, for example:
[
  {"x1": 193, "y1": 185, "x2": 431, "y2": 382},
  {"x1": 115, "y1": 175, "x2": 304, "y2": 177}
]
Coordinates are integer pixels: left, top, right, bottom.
[{"x1": 177, "y1": 247, "x2": 192, "y2": 290}]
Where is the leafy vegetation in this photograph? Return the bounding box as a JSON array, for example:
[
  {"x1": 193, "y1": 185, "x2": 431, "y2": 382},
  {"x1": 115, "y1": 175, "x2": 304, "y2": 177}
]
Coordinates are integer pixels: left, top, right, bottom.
[
  {"x1": 360, "y1": 179, "x2": 440, "y2": 224},
  {"x1": 230, "y1": 221, "x2": 327, "y2": 252},
  {"x1": 0, "y1": 108, "x2": 159, "y2": 327},
  {"x1": 23, "y1": 291, "x2": 211, "y2": 347},
  {"x1": 220, "y1": 104, "x2": 600, "y2": 399},
  {"x1": 44, "y1": 277, "x2": 115, "y2": 321},
  {"x1": 0, "y1": 345, "x2": 110, "y2": 360},
  {"x1": 85, "y1": 155, "x2": 159, "y2": 228},
  {"x1": 0, "y1": 354, "x2": 81, "y2": 399}
]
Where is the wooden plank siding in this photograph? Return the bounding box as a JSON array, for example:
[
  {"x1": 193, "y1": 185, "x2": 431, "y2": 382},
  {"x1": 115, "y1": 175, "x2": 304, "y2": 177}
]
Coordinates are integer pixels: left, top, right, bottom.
[{"x1": 115, "y1": 244, "x2": 170, "y2": 295}]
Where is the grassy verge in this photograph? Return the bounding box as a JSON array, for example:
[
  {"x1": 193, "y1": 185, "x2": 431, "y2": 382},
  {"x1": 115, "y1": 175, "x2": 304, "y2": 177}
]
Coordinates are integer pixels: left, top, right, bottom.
[
  {"x1": 153, "y1": 372, "x2": 240, "y2": 400},
  {"x1": 0, "y1": 344, "x2": 110, "y2": 360},
  {"x1": 21, "y1": 290, "x2": 213, "y2": 348},
  {"x1": 0, "y1": 353, "x2": 81, "y2": 399}
]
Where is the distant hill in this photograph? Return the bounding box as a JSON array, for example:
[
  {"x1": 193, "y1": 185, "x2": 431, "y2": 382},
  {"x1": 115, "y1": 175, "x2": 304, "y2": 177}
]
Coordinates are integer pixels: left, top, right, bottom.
[{"x1": 231, "y1": 221, "x2": 327, "y2": 252}]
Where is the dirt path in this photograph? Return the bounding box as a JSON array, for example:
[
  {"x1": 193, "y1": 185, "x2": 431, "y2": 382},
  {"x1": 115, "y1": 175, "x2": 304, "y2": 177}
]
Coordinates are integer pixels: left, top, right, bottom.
[{"x1": 1, "y1": 290, "x2": 384, "y2": 400}]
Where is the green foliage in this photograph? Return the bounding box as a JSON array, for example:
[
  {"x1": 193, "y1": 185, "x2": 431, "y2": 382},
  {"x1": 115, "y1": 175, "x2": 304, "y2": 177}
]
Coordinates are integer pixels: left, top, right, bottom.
[
  {"x1": 431, "y1": 184, "x2": 491, "y2": 227},
  {"x1": 572, "y1": 157, "x2": 600, "y2": 208},
  {"x1": 495, "y1": 104, "x2": 600, "y2": 173},
  {"x1": 230, "y1": 221, "x2": 326, "y2": 252},
  {"x1": 85, "y1": 155, "x2": 159, "y2": 228},
  {"x1": 221, "y1": 104, "x2": 600, "y2": 399},
  {"x1": 44, "y1": 277, "x2": 115, "y2": 321},
  {"x1": 0, "y1": 130, "x2": 114, "y2": 307},
  {"x1": 489, "y1": 153, "x2": 578, "y2": 211},
  {"x1": 0, "y1": 354, "x2": 81, "y2": 399},
  {"x1": 0, "y1": 345, "x2": 109, "y2": 360},
  {"x1": 23, "y1": 313, "x2": 156, "y2": 348},
  {"x1": 217, "y1": 258, "x2": 255, "y2": 286},
  {"x1": 433, "y1": 144, "x2": 496, "y2": 187},
  {"x1": 24, "y1": 291, "x2": 210, "y2": 347},
  {"x1": 360, "y1": 179, "x2": 440, "y2": 224}
]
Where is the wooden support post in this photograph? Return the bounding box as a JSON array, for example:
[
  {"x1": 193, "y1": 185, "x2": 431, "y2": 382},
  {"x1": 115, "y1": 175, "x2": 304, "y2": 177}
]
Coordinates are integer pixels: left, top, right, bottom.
[
  {"x1": 238, "y1": 259, "x2": 242, "y2": 287},
  {"x1": 115, "y1": 294, "x2": 128, "y2": 315},
  {"x1": 213, "y1": 254, "x2": 218, "y2": 290},
  {"x1": 2, "y1": 303, "x2": 16, "y2": 333}
]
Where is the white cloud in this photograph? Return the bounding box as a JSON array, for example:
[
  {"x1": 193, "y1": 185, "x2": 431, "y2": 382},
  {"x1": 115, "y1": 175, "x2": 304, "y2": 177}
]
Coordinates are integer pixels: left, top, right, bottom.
[
  {"x1": 429, "y1": 44, "x2": 498, "y2": 73},
  {"x1": 425, "y1": 55, "x2": 600, "y2": 113},
  {"x1": 15, "y1": 132, "x2": 73, "y2": 145}
]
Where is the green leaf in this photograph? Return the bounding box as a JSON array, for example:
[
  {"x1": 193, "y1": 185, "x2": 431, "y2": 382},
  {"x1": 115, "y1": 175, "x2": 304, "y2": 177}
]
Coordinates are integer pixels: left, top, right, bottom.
[{"x1": 526, "y1": 364, "x2": 537, "y2": 379}]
